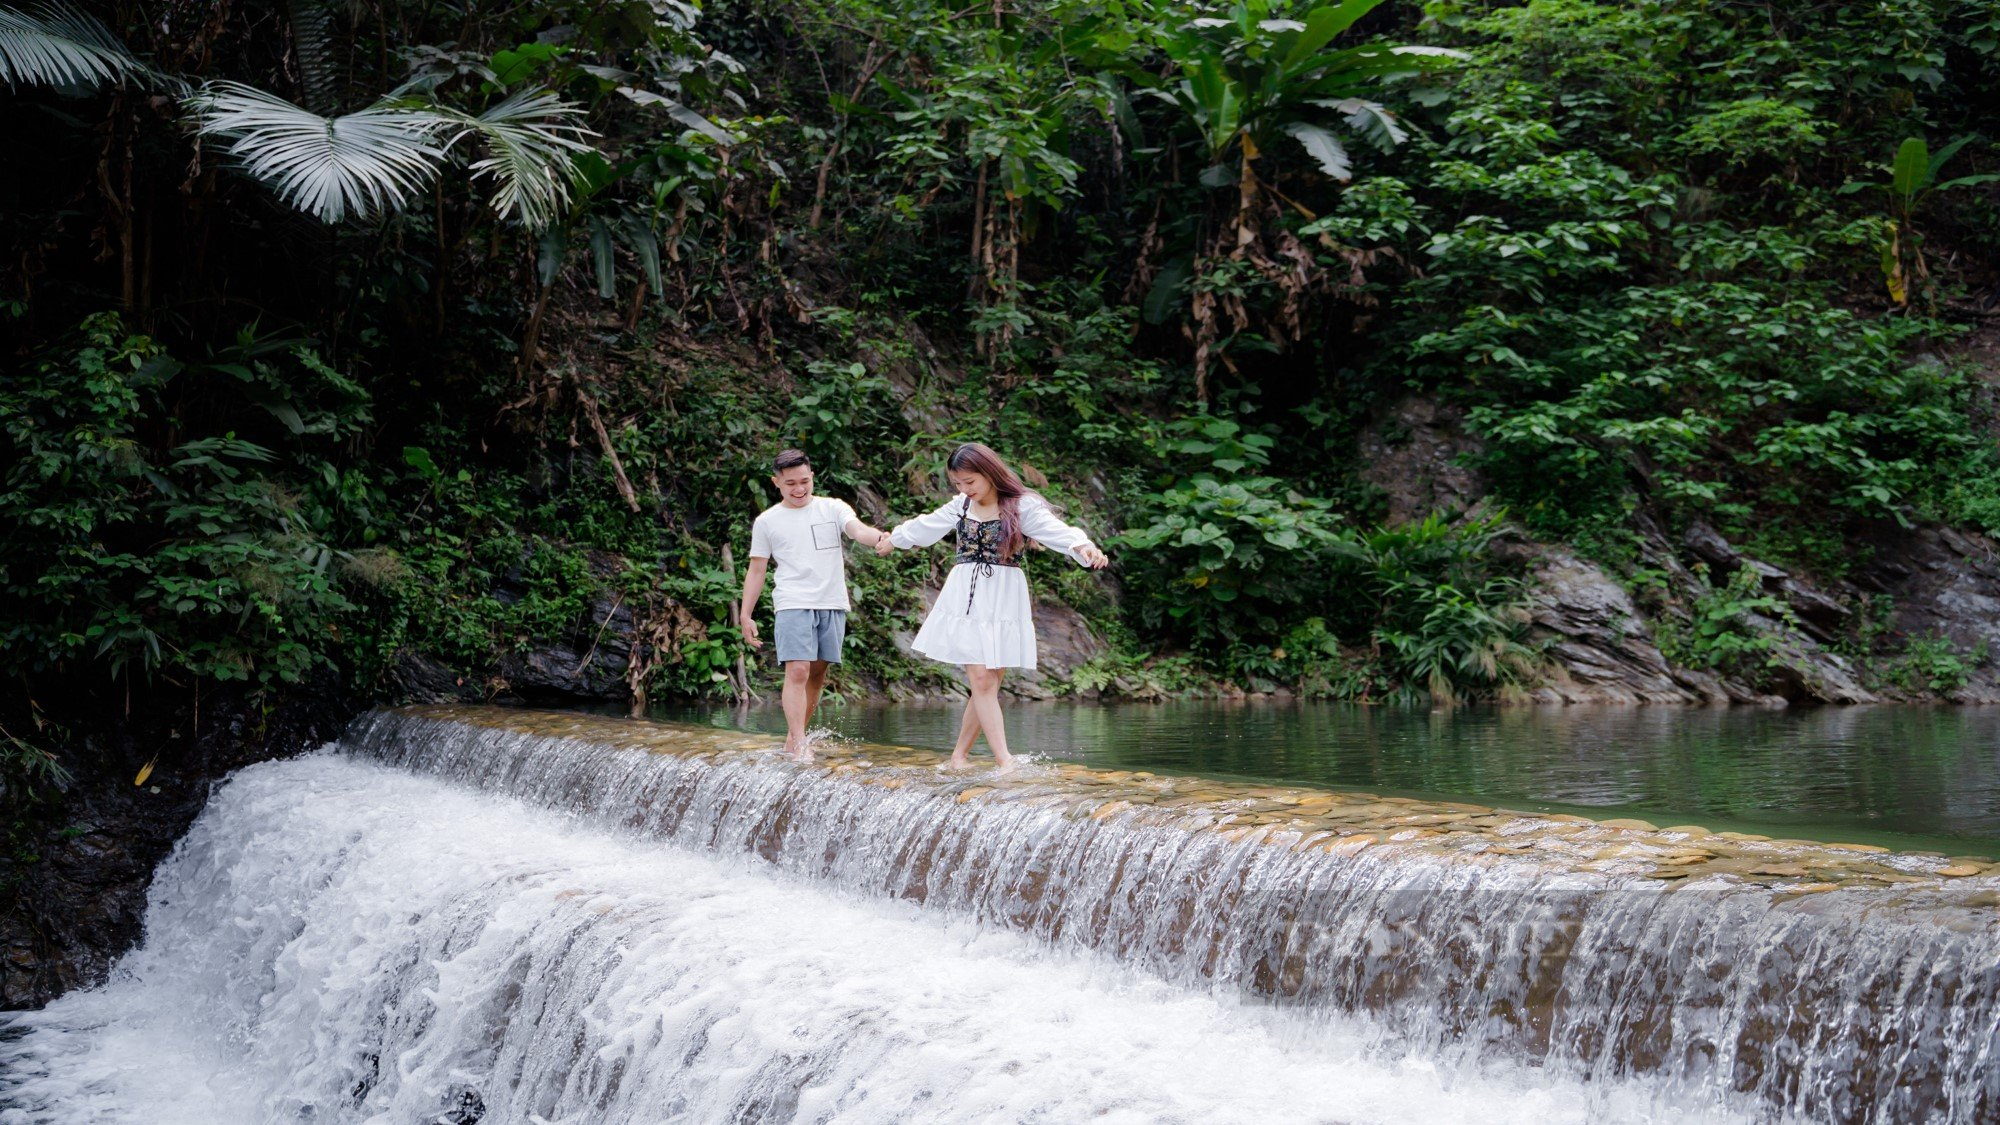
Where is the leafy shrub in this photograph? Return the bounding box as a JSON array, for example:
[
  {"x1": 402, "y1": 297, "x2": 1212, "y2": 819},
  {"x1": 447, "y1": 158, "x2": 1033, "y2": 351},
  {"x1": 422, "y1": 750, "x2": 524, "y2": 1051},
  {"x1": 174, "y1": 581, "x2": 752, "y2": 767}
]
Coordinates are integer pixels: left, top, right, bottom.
[
  {"x1": 1114, "y1": 414, "x2": 1345, "y2": 648},
  {"x1": 1276, "y1": 617, "x2": 1378, "y2": 700},
  {"x1": 0, "y1": 314, "x2": 366, "y2": 690},
  {"x1": 1881, "y1": 632, "x2": 1987, "y2": 695},
  {"x1": 1652, "y1": 564, "x2": 1788, "y2": 679},
  {"x1": 1390, "y1": 0, "x2": 2000, "y2": 552},
  {"x1": 785, "y1": 359, "x2": 902, "y2": 476},
  {"x1": 1329, "y1": 514, "x2": 1538, "y2": 703}
]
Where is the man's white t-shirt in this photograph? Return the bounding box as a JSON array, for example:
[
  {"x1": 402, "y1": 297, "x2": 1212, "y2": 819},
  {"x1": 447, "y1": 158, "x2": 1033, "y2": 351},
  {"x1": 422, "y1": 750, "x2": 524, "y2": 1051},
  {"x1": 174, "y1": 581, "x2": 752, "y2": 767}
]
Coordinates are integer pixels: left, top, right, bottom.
[{"x1": 750, "y1": 496, "x2": 858, "y2": 611}]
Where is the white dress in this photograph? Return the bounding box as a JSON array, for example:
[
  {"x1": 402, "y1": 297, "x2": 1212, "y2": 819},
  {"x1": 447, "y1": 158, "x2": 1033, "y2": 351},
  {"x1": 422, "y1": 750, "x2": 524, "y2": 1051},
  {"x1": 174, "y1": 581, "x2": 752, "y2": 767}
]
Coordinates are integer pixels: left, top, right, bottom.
[{"x1": 890, "y1": 494, "x2": 1097, "y2": 671}]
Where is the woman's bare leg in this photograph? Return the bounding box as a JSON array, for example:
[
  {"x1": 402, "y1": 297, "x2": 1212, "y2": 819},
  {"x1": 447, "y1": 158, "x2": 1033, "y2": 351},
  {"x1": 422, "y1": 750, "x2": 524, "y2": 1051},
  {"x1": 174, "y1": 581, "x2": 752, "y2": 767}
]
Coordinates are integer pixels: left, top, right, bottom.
[
  {"x1": 964, "y1": 663, "x2": 1013, "y2": 769},
  {"x1": 947, "y1": 694, "x2": 982, "y2": 768}
]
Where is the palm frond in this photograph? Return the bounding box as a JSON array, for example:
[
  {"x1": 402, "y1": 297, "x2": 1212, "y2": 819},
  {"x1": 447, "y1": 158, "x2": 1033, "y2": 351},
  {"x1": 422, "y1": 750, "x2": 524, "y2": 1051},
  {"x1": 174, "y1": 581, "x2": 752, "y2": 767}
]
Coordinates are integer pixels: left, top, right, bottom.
[
  {"x1": 187, "y1": 81, "x2": 449, "y2": 223},
  {"x1": 0, "y1": 1, "x2": 157, "y2": 90},
  {"x1": 1311, "y1": 97, "x2": 1407, "y2": 149},
  {"x1": 1281, "y1": 120, "x2": 1351, "y2": 179},
  {"x1": 437, "y1": 90, "x2": 597, "y2": 231}
]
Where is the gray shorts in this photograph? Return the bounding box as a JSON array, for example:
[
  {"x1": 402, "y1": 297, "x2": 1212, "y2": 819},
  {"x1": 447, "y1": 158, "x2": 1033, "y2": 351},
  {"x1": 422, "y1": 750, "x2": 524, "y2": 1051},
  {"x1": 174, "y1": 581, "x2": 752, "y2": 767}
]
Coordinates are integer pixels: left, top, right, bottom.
[{"x1": 774, "y1": 609, "x2": 846, "y2": 663}]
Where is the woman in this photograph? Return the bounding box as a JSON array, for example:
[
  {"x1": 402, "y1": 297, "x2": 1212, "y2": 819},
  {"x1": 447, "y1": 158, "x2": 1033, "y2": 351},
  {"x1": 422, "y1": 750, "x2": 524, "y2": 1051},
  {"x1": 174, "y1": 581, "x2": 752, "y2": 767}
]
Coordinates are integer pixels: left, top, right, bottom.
[{"x1": 877, "y1": 443, "x2": 1110, "y2": 770}]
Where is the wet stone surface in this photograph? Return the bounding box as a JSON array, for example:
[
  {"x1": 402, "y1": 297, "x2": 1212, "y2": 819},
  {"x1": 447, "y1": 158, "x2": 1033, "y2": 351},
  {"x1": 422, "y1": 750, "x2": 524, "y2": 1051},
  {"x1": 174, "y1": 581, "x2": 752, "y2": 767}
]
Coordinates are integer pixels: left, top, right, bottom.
[{"x1": 402, "y1": 706, "x2": 2000, "y2": 909}]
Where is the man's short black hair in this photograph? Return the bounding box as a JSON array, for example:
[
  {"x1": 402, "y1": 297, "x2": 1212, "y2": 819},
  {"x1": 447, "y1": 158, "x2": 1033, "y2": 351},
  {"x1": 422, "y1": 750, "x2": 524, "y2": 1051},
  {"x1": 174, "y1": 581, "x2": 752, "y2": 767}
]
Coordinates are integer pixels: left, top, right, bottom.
[{"x1": 773, "y1": 449, "x2": 811, "y2": 474}]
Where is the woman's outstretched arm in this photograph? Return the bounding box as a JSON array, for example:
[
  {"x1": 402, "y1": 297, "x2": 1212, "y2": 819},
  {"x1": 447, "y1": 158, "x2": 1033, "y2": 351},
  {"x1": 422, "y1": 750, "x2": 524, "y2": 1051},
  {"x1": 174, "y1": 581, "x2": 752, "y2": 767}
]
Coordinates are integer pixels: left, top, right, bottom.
[
  {"x1": 887, "y1": 498, "x2": 963, "y2": 551},
  {"x1": 1020, "y1": 495, "x2": 1108, "y2": 567}
]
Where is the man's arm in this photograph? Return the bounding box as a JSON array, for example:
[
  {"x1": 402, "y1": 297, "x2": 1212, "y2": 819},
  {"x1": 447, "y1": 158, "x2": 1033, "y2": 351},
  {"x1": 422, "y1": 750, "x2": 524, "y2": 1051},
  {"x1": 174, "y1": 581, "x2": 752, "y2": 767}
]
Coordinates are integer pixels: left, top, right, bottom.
[
  {"x1": 843, "y1": 518, "x2": 890, "y2": 551},
  {"x1": 738, "y1": 556, "x2": 769, "y2": 648}
]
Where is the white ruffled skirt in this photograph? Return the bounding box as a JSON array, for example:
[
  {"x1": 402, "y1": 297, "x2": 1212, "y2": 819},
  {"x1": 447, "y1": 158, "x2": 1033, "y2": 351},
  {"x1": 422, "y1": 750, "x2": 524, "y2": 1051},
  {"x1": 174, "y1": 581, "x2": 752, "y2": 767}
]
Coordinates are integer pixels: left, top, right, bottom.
[{"x1": 910, "y1": 563, "x2": 1038, "y2": 670}]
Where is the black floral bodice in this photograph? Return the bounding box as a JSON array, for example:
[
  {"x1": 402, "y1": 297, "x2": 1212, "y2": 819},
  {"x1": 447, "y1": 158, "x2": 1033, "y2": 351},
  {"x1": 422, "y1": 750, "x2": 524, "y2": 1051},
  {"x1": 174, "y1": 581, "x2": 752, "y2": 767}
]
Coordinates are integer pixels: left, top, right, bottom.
[
  {"x1": 954, "y1": 514, "x2": 1021, "y2": 569},
  {"x1": 952, "y1": 497, "x2": 1018, "y2": 611}
]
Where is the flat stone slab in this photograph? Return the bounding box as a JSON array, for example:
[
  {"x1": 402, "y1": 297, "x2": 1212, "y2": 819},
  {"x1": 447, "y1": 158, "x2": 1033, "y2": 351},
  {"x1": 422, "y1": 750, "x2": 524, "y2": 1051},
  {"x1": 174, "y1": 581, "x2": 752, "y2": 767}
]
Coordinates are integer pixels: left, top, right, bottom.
[{"x1": 396, "y1": 705, "x2": 2000, "y2": 902}]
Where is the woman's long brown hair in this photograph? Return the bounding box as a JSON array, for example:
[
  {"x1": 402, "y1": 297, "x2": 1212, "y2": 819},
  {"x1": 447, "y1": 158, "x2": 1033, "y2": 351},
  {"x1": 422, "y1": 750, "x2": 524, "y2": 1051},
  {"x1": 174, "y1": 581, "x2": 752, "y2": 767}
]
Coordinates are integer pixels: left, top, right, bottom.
[{"x1": 947, "y1": 442, "x2": 1034, "y2": 560}]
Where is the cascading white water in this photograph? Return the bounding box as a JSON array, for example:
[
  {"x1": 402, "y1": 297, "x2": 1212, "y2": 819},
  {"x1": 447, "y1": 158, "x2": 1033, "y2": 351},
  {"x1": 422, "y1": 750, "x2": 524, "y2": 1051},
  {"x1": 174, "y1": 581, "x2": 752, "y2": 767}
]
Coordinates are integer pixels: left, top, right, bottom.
[
  {"x1": 344, "y1": 708, "x2": 2000, "y2": 1123},
  {"x1": 3, "y1": 754, "x2": 1700, "y2": 1125},
  {"x1": 4, "y1": 707, "x2": 1995, "y2": 1124}
]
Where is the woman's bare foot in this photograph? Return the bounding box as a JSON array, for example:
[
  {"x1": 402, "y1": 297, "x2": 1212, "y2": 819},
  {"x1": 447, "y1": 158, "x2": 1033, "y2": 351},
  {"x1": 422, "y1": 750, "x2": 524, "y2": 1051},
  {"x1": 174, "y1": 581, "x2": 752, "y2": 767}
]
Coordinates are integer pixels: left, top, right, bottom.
[
  {"x1": 937, "y1": 755, "x2": 972, "y2": 771},
  {"x1": 991, "y1": 755, "x2": 1018, "y2": 776}
]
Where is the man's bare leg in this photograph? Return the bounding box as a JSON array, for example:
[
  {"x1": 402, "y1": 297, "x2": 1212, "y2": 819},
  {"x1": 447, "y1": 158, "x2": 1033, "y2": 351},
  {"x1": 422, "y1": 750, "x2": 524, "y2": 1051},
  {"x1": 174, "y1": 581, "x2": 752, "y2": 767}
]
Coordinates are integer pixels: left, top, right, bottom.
[
  {"x1": 798, "y1": 659, "x2": 831, "y2": 761},
  {"x1": 781, "y1": 660, "x2": 813, "y2": 759}
]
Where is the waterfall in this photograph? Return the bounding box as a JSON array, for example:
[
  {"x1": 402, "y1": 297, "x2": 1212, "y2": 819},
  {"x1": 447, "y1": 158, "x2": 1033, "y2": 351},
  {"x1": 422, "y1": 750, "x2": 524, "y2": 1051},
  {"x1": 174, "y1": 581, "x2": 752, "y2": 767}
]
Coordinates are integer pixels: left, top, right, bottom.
[{"x1": 5, "y1": 705, "x2": 1996, "y2": 1123}]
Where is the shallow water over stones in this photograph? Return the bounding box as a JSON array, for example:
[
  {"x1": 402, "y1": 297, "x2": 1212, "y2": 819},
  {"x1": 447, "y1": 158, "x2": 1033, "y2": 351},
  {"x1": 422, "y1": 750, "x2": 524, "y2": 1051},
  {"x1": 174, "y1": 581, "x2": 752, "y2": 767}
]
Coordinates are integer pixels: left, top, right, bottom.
[{"x1": 655, "y1": 699, "x2": 2000, "y2": 854}]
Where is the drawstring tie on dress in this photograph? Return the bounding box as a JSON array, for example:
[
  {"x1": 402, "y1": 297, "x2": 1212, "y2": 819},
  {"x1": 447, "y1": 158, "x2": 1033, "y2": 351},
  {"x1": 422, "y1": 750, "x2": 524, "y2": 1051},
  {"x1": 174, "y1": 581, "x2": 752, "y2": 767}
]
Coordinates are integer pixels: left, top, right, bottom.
[{"x1": 954, "y1": 495, "x2": 1019, "y2": 612}]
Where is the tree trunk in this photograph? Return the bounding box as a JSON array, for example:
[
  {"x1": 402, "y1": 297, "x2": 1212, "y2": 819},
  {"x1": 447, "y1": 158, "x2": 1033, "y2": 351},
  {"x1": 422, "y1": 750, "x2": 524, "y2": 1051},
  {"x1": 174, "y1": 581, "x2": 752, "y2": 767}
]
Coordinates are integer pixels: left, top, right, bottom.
[
  {"x1": 967, "y1": 157, "x2": 989, "y2": 302},
  {"x1": 809, "y1": 43, "x2": 889, "y2": 232},
  {"x1": 578, "y1": 389, "x2": 642, "y2": 513}
]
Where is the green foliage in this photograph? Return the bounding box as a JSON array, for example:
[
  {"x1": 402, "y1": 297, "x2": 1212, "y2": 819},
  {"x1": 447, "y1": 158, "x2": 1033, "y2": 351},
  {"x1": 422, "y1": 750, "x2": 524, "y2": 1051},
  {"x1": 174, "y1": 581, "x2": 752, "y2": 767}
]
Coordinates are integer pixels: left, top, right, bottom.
[
  {"x1": 0, "y1": 717, "x2": 72, "y2": 803},
  {"x1": 1652, "y1": 565, "x2": 1787, "y2": 680},
  {"x1": 1114, "y1": 414, "x2": 1345, "y2": 646},
  {"x1": 1385, "y1": 0, "x2": 2000, "y2": 553},
  {"x1": 1100, "y1": 0, "x2": 1456, "y2": 180},
  {"x1": 8, "y1": 0, "x2": 2000, "y2": 748},
  {"x1": 1881, "y1": 632, "x2": 1988, "y2": 695},
  {"x1": 1839, "y1": 134, "x2": 2000, "y2": 306},
  {"x1": 0, "y1": 314, "x2": 366, "y2": 689},
  {"x1": 785, "y1": 360, "x2": 900, "y2": 477},
  {"x1": 1061, "y1": 649, "x2": 1206, "y2": 699},
  {"x1": 1328, "y1": 514, "x2": 1536, "y2": 702},
  {"x1": 1275, "y1": 617, "x2": 1377, "y2": 699}
]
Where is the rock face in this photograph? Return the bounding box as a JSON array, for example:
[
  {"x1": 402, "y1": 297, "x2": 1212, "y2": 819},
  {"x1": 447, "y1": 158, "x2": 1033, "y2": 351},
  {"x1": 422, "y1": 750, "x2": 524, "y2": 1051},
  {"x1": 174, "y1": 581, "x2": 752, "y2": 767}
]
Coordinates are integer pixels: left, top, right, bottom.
[
  {"x1": 1019, "y1": 594, "x2": 1109, "y2": 699},
  {"x1": 1510, "y1": 547, "x2": 1727, "y2": 705},
  {"x1": 1352, "y1": 394, "x2": 2000, "y2": 705},
  {"x1": 1671, "y1": 521, "x2": 1879, "y2": 705},
  {"x1": 494, "y1": 553, "x2": 642, "y2": 702},
  {"x1": 1854, "y1": 524, "x2": 2000, "y2": 703},
  {"x1": 391, "y1": 648, "x2": 485, "y2": 703},
  {"x1": 1514, "y1": 518, "x2": 1895, "y2": 706},
  {"x1": 390, "y1": 550, "x2": 688, "y2": 710},
  {"x1": 494, "y1": 581, "x2": 636, "y2": 701},
  {"x1": 1356, "y1": 396, "x2": 1488, "y2": 525}
]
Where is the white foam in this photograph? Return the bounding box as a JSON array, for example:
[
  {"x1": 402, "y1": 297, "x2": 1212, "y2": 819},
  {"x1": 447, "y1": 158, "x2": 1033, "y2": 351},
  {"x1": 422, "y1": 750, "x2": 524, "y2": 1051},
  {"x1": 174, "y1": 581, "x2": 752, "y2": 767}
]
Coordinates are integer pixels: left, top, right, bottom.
[{"x1": 3, "y1": 754, "x2": 1741, "y2": 1124}]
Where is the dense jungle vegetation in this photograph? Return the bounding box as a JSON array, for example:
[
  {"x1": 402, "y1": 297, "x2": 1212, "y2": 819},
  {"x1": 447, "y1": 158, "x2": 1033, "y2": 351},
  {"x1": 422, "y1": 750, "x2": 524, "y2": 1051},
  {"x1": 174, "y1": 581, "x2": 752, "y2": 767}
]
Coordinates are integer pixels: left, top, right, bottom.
[{"x1": 4, "y1": 0, "x2": 1999, "y2": 807}]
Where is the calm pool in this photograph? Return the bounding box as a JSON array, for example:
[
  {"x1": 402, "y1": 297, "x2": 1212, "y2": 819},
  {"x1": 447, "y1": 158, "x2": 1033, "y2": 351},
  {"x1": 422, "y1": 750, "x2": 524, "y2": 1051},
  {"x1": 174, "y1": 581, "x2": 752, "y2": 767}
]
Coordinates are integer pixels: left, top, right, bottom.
[{"x1": 654, "y1": 700, "x2": 2000, "y2": 856}]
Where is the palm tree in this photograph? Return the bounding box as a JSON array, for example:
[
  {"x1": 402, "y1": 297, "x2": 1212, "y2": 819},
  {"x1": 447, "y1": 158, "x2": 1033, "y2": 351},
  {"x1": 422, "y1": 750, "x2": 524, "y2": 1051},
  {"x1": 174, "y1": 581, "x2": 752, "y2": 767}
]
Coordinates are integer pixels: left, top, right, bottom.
[
  {"x1": 185, "y1": 82, "x2": 596, "y2": 229},
  {"x1": 0, "y1": 0, "x2": 161, "y2": 89},
  {"x1": 3, "y1": 2, "x2": 595, "y2": 230},
  {"x1": 1125, "y1": 0, "x2": 1459, "y2": 201}
]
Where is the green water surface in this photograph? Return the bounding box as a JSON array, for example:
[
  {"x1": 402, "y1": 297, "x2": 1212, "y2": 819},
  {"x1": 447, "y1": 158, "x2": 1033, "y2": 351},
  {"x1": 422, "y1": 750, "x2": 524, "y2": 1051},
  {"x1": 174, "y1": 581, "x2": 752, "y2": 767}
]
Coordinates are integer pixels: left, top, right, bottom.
[{"x1": 654, "y1": 700, "x2": 2000, "y2": 857}]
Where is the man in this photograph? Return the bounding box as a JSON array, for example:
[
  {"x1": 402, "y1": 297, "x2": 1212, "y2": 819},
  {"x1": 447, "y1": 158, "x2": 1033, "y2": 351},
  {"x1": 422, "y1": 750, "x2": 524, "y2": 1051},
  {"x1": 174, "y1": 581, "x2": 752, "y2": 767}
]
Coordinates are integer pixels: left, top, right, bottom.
[{"x1": 738, "y1": 449, "x2": 890, "y2": 761}]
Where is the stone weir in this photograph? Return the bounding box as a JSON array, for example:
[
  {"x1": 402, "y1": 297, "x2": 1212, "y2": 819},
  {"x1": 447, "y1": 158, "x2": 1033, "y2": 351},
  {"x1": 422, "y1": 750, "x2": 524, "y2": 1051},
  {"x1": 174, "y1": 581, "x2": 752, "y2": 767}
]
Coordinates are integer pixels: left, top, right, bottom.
[{"x1": 347, "y1": 706, "x2": 2000, "y2": 1124}]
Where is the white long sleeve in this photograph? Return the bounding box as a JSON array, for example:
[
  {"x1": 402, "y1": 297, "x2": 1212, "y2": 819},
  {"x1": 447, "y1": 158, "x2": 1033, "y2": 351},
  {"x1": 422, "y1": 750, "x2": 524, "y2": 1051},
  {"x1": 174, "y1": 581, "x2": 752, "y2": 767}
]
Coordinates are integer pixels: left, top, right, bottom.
[
  {"x1": 889, "y1": 498, "x2": 965, "y2": 549},
  {"x1": 1019, "y1": 495, "x2": 1095, "y2": 565}
]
